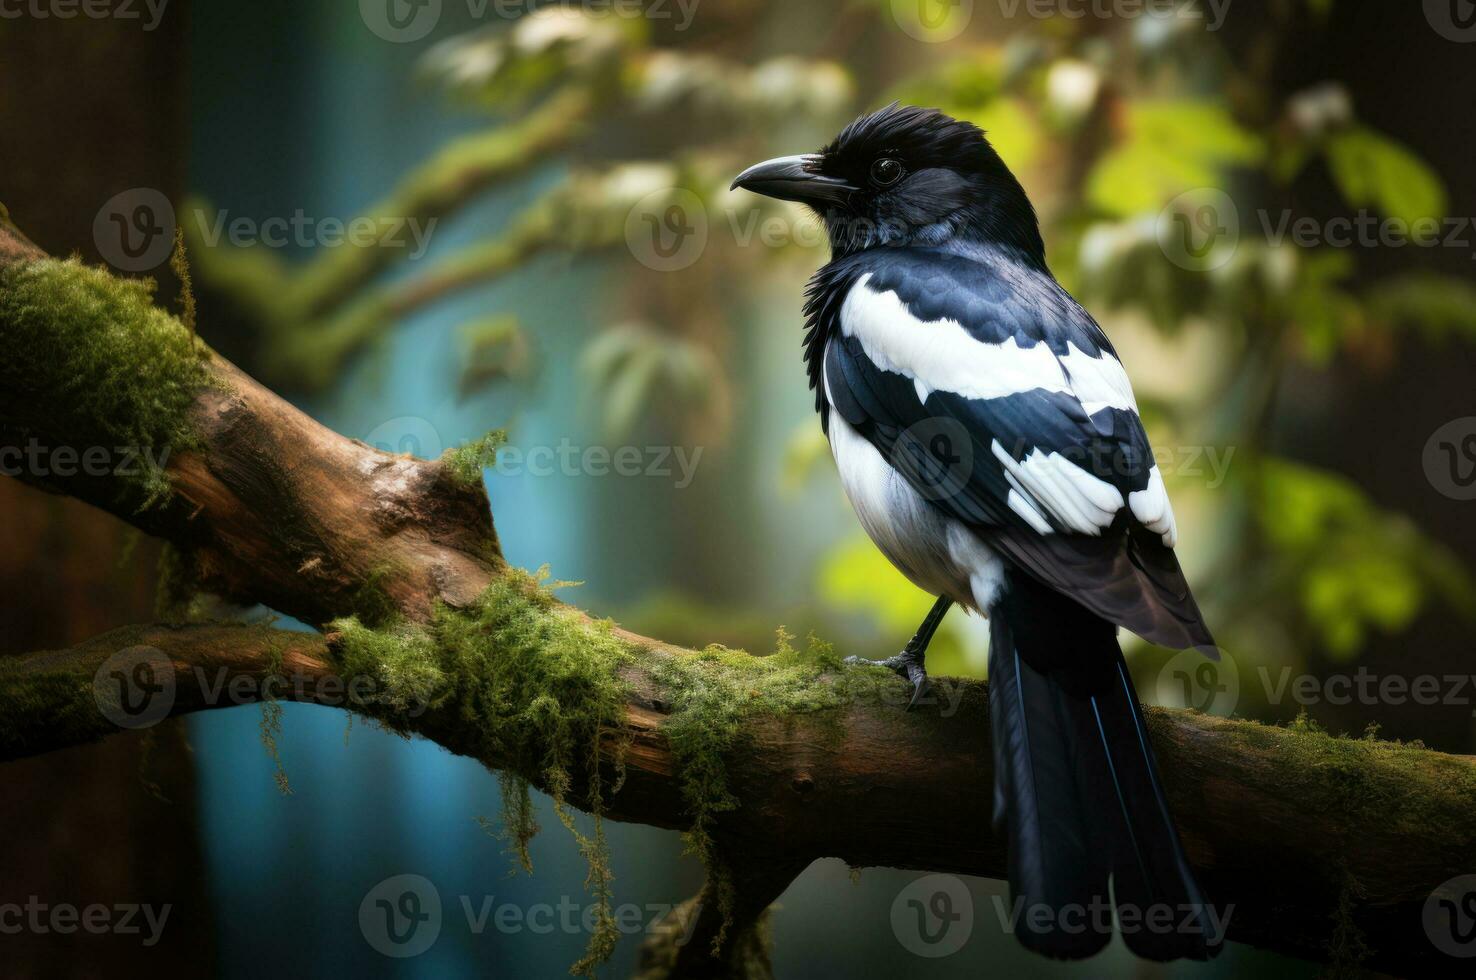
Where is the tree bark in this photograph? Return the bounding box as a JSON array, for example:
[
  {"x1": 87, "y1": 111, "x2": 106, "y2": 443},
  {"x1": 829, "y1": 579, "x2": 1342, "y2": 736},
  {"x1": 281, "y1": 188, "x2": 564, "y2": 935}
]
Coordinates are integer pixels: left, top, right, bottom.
[{"x1": 2, "y1": 219, "x2": 1473, "y2": 977}]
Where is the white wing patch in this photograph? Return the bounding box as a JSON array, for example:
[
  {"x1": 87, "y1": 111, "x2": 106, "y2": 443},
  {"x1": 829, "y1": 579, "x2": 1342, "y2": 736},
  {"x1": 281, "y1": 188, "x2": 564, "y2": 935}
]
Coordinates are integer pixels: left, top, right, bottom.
[
  {"x1": 1128, "y1": 464, "x2": 1179, "y2": 547},
  {"x1": 992, "y1": 440, "x2": 1124, "y2": 536},
  {"x1": 840, "y1": 274, "x2": 1136, "y2": 413},
  {"x1": 832, "y1": 278, "x2": 1183, "y2": 551},
  {"x1": 1060, "y1": 343, "x2": 1138, "y2": 416},
  {"x1": 823, "y1": 355, "x2": 1007, "y2": 611},
  {"x1": 1006, "y1": 488, "x2": 1052, "y2": 535}
]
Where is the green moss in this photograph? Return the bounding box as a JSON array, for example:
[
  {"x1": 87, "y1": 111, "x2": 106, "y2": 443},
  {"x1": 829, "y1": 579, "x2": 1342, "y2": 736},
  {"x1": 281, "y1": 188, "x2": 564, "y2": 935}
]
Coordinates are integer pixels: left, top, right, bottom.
[
  {"x1": 0, "y1": 258, "x2": 209, "y2": 507},
  {"x1": 442, "y1": 429, "x2": 508, "y2": 489},
  {"x1": 136, "y1": 726, "x2": 170, "y2": 803},
  {"x1": 327, "y1": 570, "x2": 885, "y2": 973},
  {"x1": 478, "y1": 771, "x2": 540, "y2": 874},
  {"x1": 348, "y1": 562, "x2": 408, "y2": 629},
  {"x1": 0, "y1": 668, "x2": 110, "y2": 759},
  {"x1": 632, "y1": 897, "x2": 773, "y2": 980},
  {"x1": 330, "y1": 568, "x2": 633, "y2": 976},
  {"x1": 1164, "y1": 707, "x2": 1476, "y2": 839},
  {"x1": 1326, "y1": 866, "x2": 1373, "y2": 977},
  {"x1": 156, "y1": 542, "x2": 201, "y2": 621},
  {"x1": 170, "y1": 227, "x2": 197, "y2": 339},
  {"x1": 260, "y1": 637, "x2": 292, "y2": 796},
  {"x1": 642, "y1": 628, "x2": 867, "y2": 952},
  {"x1": 187, "y1": 89, "x2": 592, "y2": 392}
]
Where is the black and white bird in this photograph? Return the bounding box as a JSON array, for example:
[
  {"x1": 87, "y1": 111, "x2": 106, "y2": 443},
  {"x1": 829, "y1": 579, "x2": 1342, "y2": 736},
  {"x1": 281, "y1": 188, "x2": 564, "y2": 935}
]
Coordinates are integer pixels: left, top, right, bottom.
[{"x1": 733, "y1": 104, "x2": 1222, "y2": 961}]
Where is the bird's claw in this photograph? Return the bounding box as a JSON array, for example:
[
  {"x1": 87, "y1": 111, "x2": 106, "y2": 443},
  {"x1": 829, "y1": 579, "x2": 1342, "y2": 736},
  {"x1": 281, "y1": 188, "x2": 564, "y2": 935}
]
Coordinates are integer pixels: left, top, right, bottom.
[{"x1": 844, "y1": 648, "x2": 931, "y2": 710}]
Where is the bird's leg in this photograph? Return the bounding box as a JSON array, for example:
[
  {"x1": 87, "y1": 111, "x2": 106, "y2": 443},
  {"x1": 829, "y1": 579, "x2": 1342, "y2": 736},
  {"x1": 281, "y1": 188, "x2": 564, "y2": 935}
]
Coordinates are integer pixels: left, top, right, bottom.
[{"x1": 846, "y1": 595, "x2": 953, "y2": 709}]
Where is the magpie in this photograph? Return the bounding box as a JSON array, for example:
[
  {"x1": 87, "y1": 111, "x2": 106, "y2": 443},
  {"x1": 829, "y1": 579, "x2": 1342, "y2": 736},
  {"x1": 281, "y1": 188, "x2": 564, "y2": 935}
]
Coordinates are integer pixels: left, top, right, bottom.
[{"x1": 733, "y1": 104, "x2": 1222, "y2": 961}]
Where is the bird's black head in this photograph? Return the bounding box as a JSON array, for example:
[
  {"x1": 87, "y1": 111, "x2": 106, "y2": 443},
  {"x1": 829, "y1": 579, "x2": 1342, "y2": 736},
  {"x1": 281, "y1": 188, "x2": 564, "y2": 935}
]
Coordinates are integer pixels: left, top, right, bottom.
[{"x1": 732, "y1": 103, "x2": 1045, "y2": 265}]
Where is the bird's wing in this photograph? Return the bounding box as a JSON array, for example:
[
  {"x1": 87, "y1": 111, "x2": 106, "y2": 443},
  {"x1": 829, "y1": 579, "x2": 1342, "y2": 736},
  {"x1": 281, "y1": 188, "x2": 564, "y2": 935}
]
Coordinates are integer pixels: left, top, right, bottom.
[{"x1": 815, "y1": 248, "x2": 1213, "y2": 650}]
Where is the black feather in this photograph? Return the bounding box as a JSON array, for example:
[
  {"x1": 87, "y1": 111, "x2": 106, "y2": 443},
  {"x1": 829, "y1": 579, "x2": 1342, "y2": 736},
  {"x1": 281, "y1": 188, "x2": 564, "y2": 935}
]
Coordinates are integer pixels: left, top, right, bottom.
[
  {"x1": 989, "y1": 570, "x2": 1222, "y2": 960},
  {"x1": 811, "y1": 245, "x2": 1214, "y2": 646}
]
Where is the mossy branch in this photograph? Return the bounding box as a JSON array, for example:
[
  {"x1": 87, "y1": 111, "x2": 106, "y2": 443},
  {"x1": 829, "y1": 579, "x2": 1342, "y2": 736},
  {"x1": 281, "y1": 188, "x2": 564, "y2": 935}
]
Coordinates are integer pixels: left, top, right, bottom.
[
  {"x1": 263, "y1": 200, "x2": 567, "y2": 389},
  {"x1": 0, "y1": 220, "x2": 501, "y2": 626},
  {"x1": 4, "y1": 603, "x2": 1476, "y2": 977},
  {"x1": 188, "y1": 86, "x2": 593, "y2": 330},
  {"x1": 4, "y1": 216, "x2": 1476, "y2": 977}
]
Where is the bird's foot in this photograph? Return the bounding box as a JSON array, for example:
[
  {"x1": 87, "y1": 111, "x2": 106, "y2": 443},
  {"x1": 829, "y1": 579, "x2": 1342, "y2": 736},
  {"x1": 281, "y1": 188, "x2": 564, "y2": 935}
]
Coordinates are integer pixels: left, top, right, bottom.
[{"x1": 844, "y1": 646, "x2": 931, "y2": 710}]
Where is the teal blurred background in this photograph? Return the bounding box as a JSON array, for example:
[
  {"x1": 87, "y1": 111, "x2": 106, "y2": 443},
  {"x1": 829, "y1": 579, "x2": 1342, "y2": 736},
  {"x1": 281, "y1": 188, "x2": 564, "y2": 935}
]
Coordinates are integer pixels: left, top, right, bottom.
[{"x1": 4, "y1": 1, "x2": 1476, "y2": 976}]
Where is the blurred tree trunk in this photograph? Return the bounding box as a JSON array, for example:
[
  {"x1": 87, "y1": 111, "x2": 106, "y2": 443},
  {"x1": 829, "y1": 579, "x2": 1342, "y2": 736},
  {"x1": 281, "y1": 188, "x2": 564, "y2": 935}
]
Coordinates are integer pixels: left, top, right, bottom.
[{"x1": 0, "y1": 6, "x2": 216, "y2": 976}]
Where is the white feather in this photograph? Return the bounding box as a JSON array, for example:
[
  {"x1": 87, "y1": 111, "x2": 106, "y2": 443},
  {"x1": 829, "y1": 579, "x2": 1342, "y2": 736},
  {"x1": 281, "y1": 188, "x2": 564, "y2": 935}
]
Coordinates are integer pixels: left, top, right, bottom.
[
  {"x1": 991, "y1": 440, "x2": 1123, "y2": 536},
  {"x1": 1060, "y1": 343, "x2": 1138, "y2": 416},
  {"x1": 840, "y1": 275, "x2": 1137, "y2": 413},
  {"x1": 825, "y1": 357, "x2": 1004, "y2": 612},
  {"x1": 1129, "y1": 464, "x2": 1179, "y2": 547}
]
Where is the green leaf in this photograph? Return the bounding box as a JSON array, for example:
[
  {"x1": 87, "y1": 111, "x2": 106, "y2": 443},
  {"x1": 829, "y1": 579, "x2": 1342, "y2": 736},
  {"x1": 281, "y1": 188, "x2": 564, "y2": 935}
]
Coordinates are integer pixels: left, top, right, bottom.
[
  {"x1": 1325, "y1": 126, "x2": 1447, "y2": 225},
  {"x1": 458, "y1": 315, "x2": 534, "y2": 399},
  {"x1": 580, "y1": 323, "x2": 719, "y2": 437},
  {"x1": 1257, "y1": 459, "x2": 1476, "y2": 657},
  {"x1": 601, "y1": 344, "x2": 664, "y2": 439},
  {"x1": 1364, "y1": 273, "x2": 1476, "y2": 342},
  {"x1": 1086, "y1": 101, "x2": 1262, "y2": 217}
]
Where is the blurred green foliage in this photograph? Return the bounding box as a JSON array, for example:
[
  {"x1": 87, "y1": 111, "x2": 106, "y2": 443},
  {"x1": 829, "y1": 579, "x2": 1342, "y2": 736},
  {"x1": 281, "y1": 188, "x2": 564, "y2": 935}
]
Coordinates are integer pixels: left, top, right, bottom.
[{"x1": 190, "y1": 1, "x2": 1475, "y2": 705}]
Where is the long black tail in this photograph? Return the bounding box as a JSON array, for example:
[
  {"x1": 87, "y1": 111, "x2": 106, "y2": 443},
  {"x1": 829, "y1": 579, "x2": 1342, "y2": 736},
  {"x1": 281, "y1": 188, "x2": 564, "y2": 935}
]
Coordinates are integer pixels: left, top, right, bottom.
[{"x1": 988, "y1": 570, "x2": 1223, "y2": 960}]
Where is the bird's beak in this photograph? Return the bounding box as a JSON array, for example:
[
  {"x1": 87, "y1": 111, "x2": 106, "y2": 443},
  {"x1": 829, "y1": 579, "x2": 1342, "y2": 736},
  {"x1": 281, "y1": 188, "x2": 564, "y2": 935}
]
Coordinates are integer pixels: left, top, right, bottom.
[{"x1": 731, "y1": 154, "x2": 857, "y2": 207}]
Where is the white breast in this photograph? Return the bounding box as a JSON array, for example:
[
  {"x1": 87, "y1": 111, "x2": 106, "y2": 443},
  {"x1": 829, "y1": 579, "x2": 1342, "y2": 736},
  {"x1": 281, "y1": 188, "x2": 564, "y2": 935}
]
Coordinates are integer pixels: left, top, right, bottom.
[{"x1": 823, "y1": 355, "x2": 1005, "y2": 614}]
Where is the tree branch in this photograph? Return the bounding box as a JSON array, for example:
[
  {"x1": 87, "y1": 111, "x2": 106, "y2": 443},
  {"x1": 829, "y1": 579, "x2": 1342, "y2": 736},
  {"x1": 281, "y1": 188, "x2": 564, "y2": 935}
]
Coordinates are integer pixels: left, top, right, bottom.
[
  {"x1": 3, "y1": 617, "x2": 1474, "y2": 976},
  {"x1": 3, "y1": 218, "x2": 1473, "y2": 977}
]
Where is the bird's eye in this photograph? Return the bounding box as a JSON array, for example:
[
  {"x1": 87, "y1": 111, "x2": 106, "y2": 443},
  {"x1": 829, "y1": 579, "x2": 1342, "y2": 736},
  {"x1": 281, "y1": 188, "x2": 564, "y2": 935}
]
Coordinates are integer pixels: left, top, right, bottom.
[{"x1": 870, "y1": 158, "x2": 904, "y2": 187}]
